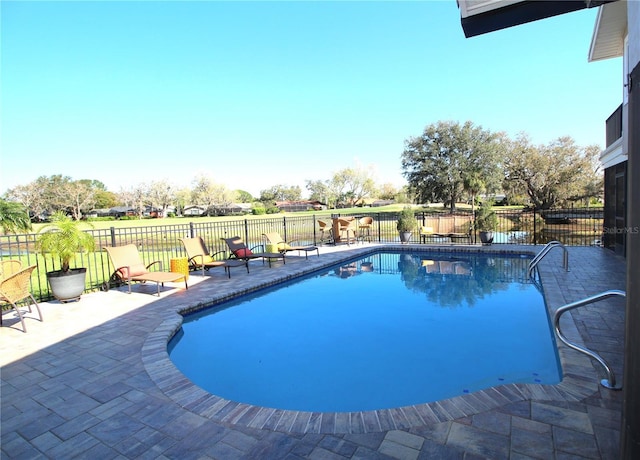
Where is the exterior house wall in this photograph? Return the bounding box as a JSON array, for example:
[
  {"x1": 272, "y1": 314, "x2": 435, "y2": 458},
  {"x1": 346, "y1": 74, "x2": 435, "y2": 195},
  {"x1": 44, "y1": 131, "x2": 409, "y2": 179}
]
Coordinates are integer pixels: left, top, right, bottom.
[
  {"x1": 629, "y1": 1, "x2": 639, "y2": 68},
  {"x1": 622, "y1": 1, "x2": 640, "y2": 457}
]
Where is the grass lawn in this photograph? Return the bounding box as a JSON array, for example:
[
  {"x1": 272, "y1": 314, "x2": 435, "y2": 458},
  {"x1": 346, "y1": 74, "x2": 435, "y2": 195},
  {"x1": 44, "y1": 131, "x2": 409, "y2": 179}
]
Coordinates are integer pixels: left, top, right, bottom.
[{"x1": 29, "y1": 203, "x2": 445, "y2": 232}]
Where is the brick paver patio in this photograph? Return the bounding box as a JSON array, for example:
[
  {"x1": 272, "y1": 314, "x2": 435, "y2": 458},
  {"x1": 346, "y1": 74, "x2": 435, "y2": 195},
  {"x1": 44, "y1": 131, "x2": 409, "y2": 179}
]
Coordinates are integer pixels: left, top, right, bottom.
[{"x1": 1, "y1": 244, "x2": 626, "y2": 459}]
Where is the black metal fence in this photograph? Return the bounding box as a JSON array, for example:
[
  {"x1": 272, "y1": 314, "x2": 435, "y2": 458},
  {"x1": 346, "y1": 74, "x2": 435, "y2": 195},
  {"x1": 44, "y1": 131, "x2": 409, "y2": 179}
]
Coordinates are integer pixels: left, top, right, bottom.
[{"x1": 0, "y1": 207, "x2": 604, "y2": 302}]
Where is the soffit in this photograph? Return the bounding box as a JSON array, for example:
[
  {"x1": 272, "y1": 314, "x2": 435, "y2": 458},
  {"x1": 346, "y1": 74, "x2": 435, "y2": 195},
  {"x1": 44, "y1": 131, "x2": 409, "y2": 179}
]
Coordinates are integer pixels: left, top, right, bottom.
[
  {"x1": 588, "y1": 0, "x2": 627, "y2": 62},
  {"x1": 458, "y1": 0, "x2": 614, "y2": 38}
]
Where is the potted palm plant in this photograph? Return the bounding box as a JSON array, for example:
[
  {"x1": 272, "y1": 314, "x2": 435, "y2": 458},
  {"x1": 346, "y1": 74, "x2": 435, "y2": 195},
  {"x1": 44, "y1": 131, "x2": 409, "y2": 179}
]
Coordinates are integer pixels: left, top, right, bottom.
[
  {"x1": 397, "y1": 206, "x2": 417, "y2": 243},
  {"x1": 36, "y1": 212, "x2": 96, "y2": 302},
  {"x1": 475, "y1": 201, "x2": 498, "y2": 245}
]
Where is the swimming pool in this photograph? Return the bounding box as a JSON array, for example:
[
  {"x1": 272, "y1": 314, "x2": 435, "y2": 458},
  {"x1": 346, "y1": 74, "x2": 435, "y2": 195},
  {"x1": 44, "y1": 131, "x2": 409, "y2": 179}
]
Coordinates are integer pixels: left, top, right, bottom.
[{"x1": 169, "y1": 251, "x2": 561, "y2": 413}]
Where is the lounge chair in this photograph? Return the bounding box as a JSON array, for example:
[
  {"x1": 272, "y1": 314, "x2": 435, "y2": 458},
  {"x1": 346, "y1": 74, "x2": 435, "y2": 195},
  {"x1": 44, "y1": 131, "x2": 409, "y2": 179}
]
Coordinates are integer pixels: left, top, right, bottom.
[
  {"x1": 180, "y1": 237, "x2": 248, "y2": 278},
  {"x1": 103, "y1": 244, "x2": 188, "y2": 296},
  {"x1": 262, "y1": 232, "x2": 319, "y2": 259},
  {"x1": 0, "y1": 265, "x2": 42, "y2": 332},
  {"x1": 221, "y1": 236, "x2": 285, "y2": 267},
  {"x1": 419, "y1": 226, "x2": 471, "y2": 244}
]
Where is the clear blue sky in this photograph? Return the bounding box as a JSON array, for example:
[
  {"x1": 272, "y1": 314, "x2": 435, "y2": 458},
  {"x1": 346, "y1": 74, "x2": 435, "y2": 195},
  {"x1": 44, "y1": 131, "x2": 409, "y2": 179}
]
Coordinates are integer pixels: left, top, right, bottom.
[{"x1": 1, "y1": 0, "x2": 622, "y2": 198}]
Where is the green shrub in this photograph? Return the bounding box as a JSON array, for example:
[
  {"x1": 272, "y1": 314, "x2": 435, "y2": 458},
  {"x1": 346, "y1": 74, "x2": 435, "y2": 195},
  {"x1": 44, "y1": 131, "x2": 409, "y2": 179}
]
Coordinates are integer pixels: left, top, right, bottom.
[
  {"x1": 475, "y1": 202, "x2": 498, "y2": 232},
  {"x1": 396, "y1": 206, "x2": 417, "y2": 232}
]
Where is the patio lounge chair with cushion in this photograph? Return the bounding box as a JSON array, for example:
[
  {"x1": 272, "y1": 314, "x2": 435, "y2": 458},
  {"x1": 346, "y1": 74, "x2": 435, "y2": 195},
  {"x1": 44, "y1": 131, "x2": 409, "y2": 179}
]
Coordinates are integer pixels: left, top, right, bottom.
[
  {"x1": 221, "y1": 236, "x2": 285, "y2": 267},
  {"x1": 103, "y1": 244, "x2": 188, "y2": 296},
  {"x1": 0, "y1": 265, "x2": 42, "y2": 333},
  {"x1": 262, "y1": 232, "x2": 319, "y2": 259},
  {"x1": 180, "y1": 237, "x2": 249, "y2": 278}
]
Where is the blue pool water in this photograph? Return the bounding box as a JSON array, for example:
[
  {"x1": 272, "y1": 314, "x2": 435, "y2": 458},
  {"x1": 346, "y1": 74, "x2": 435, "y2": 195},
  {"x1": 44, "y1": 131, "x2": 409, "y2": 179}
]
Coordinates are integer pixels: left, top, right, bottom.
[{"x1": 169, "y1": 251, "x2": 561, "y2": 412}]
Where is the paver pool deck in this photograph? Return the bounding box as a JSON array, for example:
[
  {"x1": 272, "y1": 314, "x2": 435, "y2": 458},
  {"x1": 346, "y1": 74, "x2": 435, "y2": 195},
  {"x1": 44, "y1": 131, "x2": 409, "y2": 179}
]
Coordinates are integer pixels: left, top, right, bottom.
[{"x1": 1, "y1": 244, "x2": 627, "y2": 459}]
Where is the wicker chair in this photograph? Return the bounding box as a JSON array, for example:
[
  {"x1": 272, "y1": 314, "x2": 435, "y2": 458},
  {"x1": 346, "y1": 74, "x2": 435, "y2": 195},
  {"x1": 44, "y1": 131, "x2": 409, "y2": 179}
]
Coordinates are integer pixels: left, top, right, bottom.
[
  {"x1": 337, "y1": 218, "x2": 357, "y2": 245},
  {"x1": 317, "y1": 220, "x2": 334, "y2": 244},
  {"x1": 0, "y1": 265, "x2": 42, "y2": 333},
  {"x1": 0, "y1": 259, "x2": 22, "y2": 280},
  {"x1": 357, "y1": 216, "x2": 374, "y2": 242}
]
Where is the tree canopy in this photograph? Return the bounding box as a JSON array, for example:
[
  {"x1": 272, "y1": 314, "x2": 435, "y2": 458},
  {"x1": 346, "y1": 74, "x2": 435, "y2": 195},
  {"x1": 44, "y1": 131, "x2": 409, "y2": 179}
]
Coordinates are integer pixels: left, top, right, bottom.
[
  {"x1": 306, "y1": 166, "x2": 377, "y2": 208},
  {"x1": 259, "y1": 184, "x2": 302, "y2": 203},
  {"x1": 503, "y1": 134, "x2": 602, "y2": 209},
  {"x1": 3, "y1": 175, "x2": 108, "y2": 220},
  {"x1": 401, "y1": 121, "x2": 503, "y2": 212},
  {"x1": 1, "y1": 124, "x2": 606, "y2": 221},
  {"x1": 190, "y1": 175, "x2": 237, "y2": 216}
]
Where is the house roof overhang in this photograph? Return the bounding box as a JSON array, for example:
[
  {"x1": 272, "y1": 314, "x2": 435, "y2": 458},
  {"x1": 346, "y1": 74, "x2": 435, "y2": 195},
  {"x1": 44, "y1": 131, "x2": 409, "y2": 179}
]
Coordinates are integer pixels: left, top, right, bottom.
[
  {"x1": 458, "y1": 0, "x2": 615, "y2": 38},
  {"x1": 588, "y1": 0, "x2": 627, "y2": 62}
]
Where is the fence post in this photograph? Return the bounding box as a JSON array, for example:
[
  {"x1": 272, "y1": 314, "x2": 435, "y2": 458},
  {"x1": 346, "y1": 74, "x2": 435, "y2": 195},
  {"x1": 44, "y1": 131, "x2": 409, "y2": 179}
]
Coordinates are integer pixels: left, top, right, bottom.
[
  {"x1": 189, "y1": 221, "x2": 195, "y2": 238},
  {"x1": 533, "y1": 209, "x2": 538, "y2": 245},
  {"x1": 283, "y1": 216, "x2": 287, "y2": 241},
  {"x1": 243, "y1": 219, "x2": 249, "y2": 244},
  {"x1": 110, "y1": 227, "x2": 116, "y2": 247},
  {"x1": 312, "y1": 215, "x2": 317, "y2": 245}
]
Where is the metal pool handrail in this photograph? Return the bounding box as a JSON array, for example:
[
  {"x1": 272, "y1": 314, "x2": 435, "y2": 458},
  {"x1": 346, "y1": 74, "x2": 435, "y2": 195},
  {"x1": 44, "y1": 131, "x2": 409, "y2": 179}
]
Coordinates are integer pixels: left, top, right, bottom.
[
  {"x1": 553, "y1": 289, "x2": 626, "y2": 390},
  {"x1": 528, "y1": 241, "x2": 568, "y2": 278}
]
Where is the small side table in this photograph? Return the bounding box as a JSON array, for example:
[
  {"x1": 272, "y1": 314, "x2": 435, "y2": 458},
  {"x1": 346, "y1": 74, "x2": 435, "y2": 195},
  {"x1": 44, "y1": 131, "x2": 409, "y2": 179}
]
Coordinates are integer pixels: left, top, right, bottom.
[{"x1": 170, "y1": 257, "x2": 190, "y2": 281}]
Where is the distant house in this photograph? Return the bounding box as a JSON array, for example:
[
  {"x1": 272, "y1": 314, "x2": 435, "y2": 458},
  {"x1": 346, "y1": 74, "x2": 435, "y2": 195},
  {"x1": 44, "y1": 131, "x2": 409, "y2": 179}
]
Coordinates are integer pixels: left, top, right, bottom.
[
  {"x1": 354, "y1": 198, "x2": 376, "y2": 207},
  {"x1": 215, "y1": 203, "x2": 252, "y2": 216},
  {"x1": 109, "y1": 206, "x2": 136, "y2": 218},
  {"x1": 183, "y1": 205, "x2": 207, "y2": 217},
  {"x1": 275, "y1": 200, "x2": 326, "y2": 212},
  {"x1": 87, "y1": 208, "x2": 111, "y2": 218},
  {"x1": 372, "y1": 200, "x2": 395, "y2": 207}
]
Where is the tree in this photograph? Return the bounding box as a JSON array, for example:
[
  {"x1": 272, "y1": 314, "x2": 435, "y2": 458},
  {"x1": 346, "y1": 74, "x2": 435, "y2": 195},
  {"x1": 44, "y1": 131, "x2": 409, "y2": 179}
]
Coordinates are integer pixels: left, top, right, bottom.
[
  {"x1": 235, "y1": 190, "x2": 253, "y2": 203},
  {"x1": 173, "y1": 187, "x2": 192, "y2": 216},
  {"x1": 3, "y1": 183, "x2": 45, "y2": 220},
  {"x1": 401, "y1": 120, "x2": 503, "y2": 212},
  {"x1": 209, "y1": 184, "x2": 237, "y2": 215},
  {"x1": 259, "y1": 185, "x2": 302, "y2": 204},
  {"x1": 80, "y1": 180, "x2": 117, "y2": 210},
  {"x1": 503, "y1": 134, "x2": 602, "y2": 209},
  {"x1": 377, "y1": 183, "x2": 399, "y2": 200},
  {"x1": 191, "y1": 175, "x2": 236, "y2": 215},
  {"x1": 0, "y1": 199, "x2": 32, "y2": 234},
  {"x1": 191, "y1": 175, "x2": 218, "y2": 215},
  {"x1": 4, "y1": 175, "x2": 104, "y2": 220},
  {"x1": 93, "y1": 189, "x2": 118, "y2": 209},
  {"x1": 118, "y1": 186, "x2": 147, "y2": 218},
  {"x1": 147, "y1": 180, "x2": 176, "y2": 217},
  {"x1": 329, "y1": 167, "x2": 376, "y2": 207},
  {"x1": 305, "y1": 179, "x2": 333, "y2": 205},
  {"x1": 67, "y1": 181, "x2": 96, "y2": 220}
]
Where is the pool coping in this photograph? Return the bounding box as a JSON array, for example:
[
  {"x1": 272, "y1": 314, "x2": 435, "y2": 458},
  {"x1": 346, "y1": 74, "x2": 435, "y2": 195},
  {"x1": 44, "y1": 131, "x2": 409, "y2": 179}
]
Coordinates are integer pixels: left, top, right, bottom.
[{"x1": 142, "y1": 244, "x2": 603, "y2": 434}]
